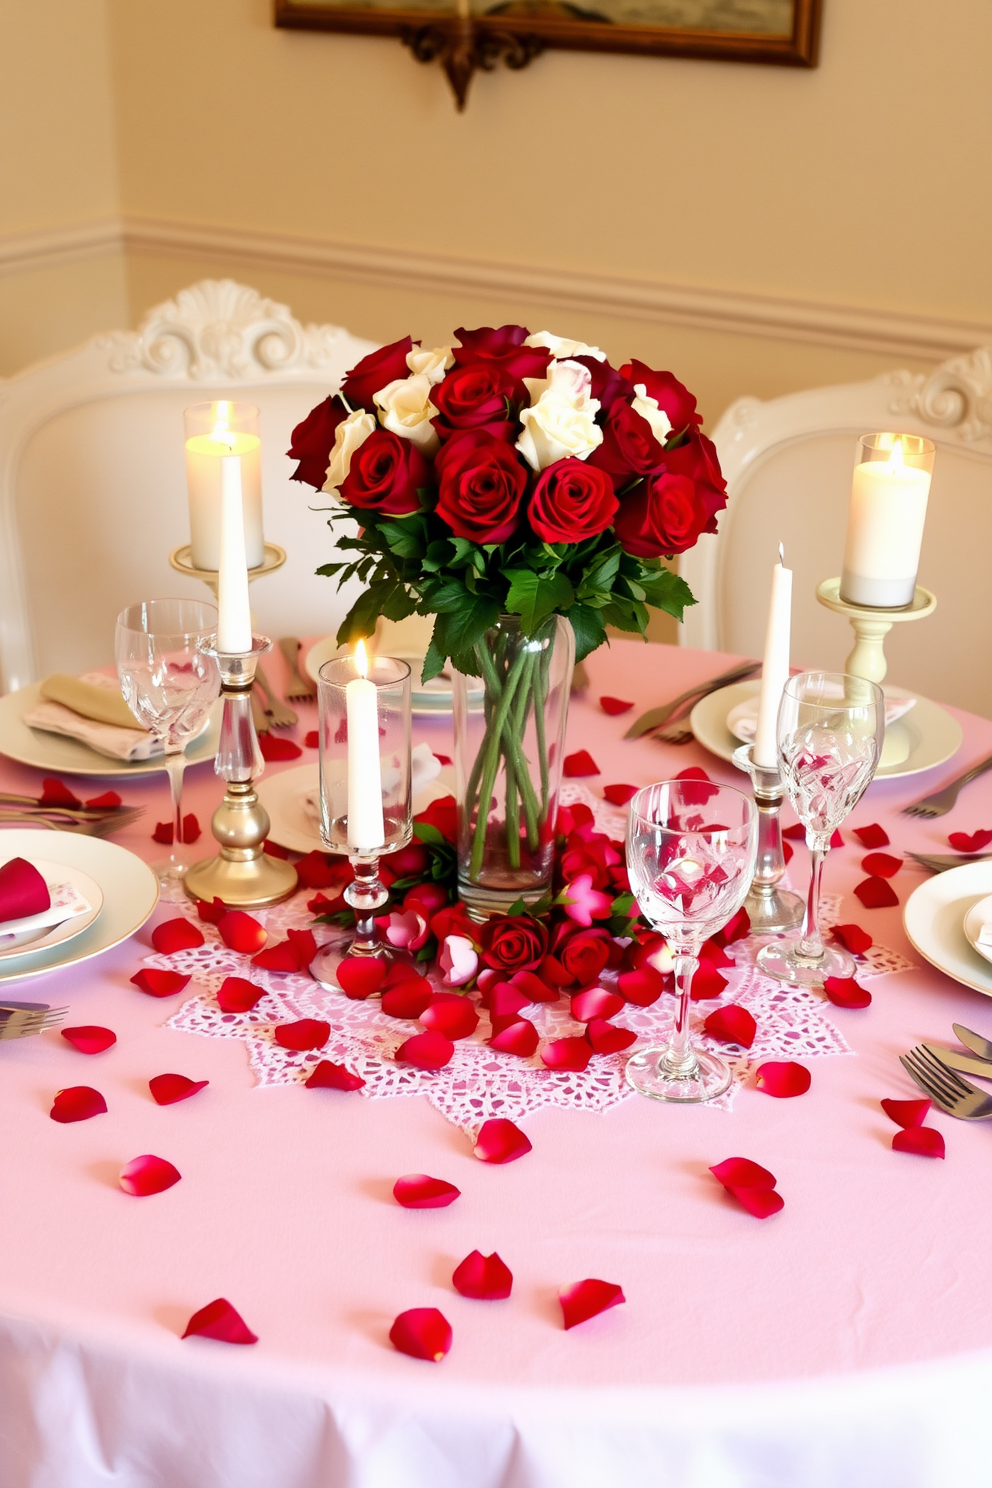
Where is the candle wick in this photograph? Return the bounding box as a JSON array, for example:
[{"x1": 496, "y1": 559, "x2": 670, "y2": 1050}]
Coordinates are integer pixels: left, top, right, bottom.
[{"x1": 778, "y1": 541, "x2": 785, "y2": 565}]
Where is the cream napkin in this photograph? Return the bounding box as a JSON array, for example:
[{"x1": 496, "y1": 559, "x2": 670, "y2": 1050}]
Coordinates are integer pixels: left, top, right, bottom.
[{"x1": 24, "y1": 672, "x2": 163, "y2": 762}]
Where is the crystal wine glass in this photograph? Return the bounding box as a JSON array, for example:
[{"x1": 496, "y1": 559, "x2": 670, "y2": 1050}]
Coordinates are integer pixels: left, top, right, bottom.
[
  {"x1": 625, "y1": 780, "x2": 757, "y2": 1103},
  {"x1": 116, "y1": 599, "x2": 221, "y2": 885},
  {"x1": 757, "y1": 671, "x2": 884, "y2": 986}
]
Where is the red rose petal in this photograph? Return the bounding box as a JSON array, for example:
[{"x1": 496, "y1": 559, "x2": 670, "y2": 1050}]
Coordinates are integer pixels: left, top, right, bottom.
[
  {"x1": 182, "y1": 813, "x2": 201, "y2": 843},
  {"x1": 382, "y1": 959, "x2": 426, "y2": 989},
  {"x1": 197, "y1": 896, "x2": 228, "y2": 924},
  {"x1": 726, "y1": 1184, "x2": 785, "y2": 1218},
  {"x1": 262, "y1": 838, "x2": 290, "y2": 859},
  {"x1": 60, "y1": 1025, "x2": 116, "y2": 1055},
  {"x1": 881, "y1": 1096, "x2": 931, "y2": 1128},
  {"x1": 151, "y1": 918, "x2": 205, "y2": 955},
  {"x1": 85, "y1": 791, "x2": 122, "y2": 809},
  {"x1": 274, "y1": 1018, "x2": 329, "y2": 1051},
  {"x1": 754, "y1": 1061, "x2": 811, "y2": 1098},
  {"x1": 50, "y1": 1085, "x2": 107, "y2": 1123},
  {"x1": 710, "y1": 905, "x2": 751, "y2": 947},
  {"x1": 559, "y1": 1278, "x2": 625, "y2": 1330},
  {"x1": 421, "y1": 995, "x2": 479, "y2": 1041},
  {"x1": 480, "y1": 982, "x2": 529, "y2": 1018},
  {"x1": 252, "y1": 940, "x2": 301, "y2": 973},
  {"x1": 833, "y1": 922, "x2": 873, "y2": 955},
  {"x1": 603, "y1": 784, "x2": 639, "y2": 806},
  {"x1": 563, "y1": 750, "x2": 599, "y2": 778},
  {"x1": 306, "y1": 1059, "x2": 365, "y2": 1091},
  {"x1": 488, "y1": 1018, "x2": 540, "y2": 1056},
  {"x1": 854, "y1": 876, "x2": 899, "y2": 909},
  {"x1": 675, "y1": 766, "x2": 719, "y2": 805},
  {"x1": 537, "y1": 954, "x2": 572, "y2": 988},
  {"x1": 783, "y1": 841, "x2": 794, "y2": 865},
  {"x1": 509, "y1": 969, "x2": 559, "y2": 1003},
  {"x1": 823, "y1": 975, "x2": 872, "y2": 1009},
  {"x1": 152, "y1": 821, "x2": 173, "y2": 844},
  {"x1": 382, "y1": 981, "x2": 433, "y2": 1019},
  {"x1": 182, "y1": 1298, "x2": 257, "y2": 1345},
  {"x1": 40, "y1": 777, "x2": 81, "y2": 807},
  {"x1": 698, "y1": 939, "x2": 732, "y2": 969},
  {"x1": 304, "y1": 730, "x2": 319, "y2": 749},
  {"x1": 782, "y1": 822, "x2": 806, "y2": 840},
  {"x1": 892, "y1": 1126, "x2": 945, "y2": 1158},
  {"x1": 690, "y1": 960, "x2": 729, "y2": 1001},
  {"x1": 852, "y1": 823, "x2": 890, "y2": 849},
  {"x1": 119, "y1": 1154, "x2": 181, "y2": 1196},
  {"x1": 433, "y1": 753, "x2": 452, "y2": 766},
  {"x1": 586, "y1": 1018, "x2": 637, "y2": 1054},
  {"x1": 395, "y1": 1029, "x2": 454, "y2": 1069},
  {"x1": 393, "y1": 1173, "x2": 460, "y2": 1208},
  {"x1": 389, "y1": 1307, "x2": 452, "y2": 1362},
  {"x1": 149, "y1": 1073, "x2": 209, "y2": 1105},
  {"x1": 295, "y1": 850, "x2": 342, "y2": 889},
  {"x1": 541, "y1": 1035, "x2": 592, "y2": 1071},
  {"x1": 861, "y1": 852, "x2": 902, "y2": 879},
  {"x1": 130, "y1": 968, "x2": 191, "y2": 998},
  {"x1": 831, "y1": 829, "x2": 844, "y2": 848},
  {"x1": 703, "y1": 1004, "x2": 756, "y2": 1048},
  {"x1": 336, "y1": 956, "x2": 386, "y2": 1000},
  {"x1": 452, "y1": 1250, "x2": 513, "y2": 1300},
  {"x1": 216, "y1": 976, "x2": 264, "y2": 1013},
  {"x1": 571, "y1": 987, "x2": 624, "y2": 1023},
  {"x1": 600, "y1": 696, "x2": 633, "y2": 716},
  {"x1": 948, "y1": 829, "x2": 992, "y2": 853},
  {"x1": 217, "y1": 910, "x2": 267, "y2": 953},
  {"x1": 617, "y1": 966, "x2": 666, "y2": 1006},
  {"x1": 258, "y1": 734, "x2": 303, "y2": 762},
  {"x1": 474, "y1": 1117, "x2": 532, "y2": 1164},
  {"x1": 710, "y1": 1156, "x2": 777, "y2": 1190}
]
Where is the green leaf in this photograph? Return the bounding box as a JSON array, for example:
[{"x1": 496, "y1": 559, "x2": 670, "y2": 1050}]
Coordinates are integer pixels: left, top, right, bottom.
[
  {"x1": 567, "y1": 602, "x2": 608, "y2": 661},
  {"x1": 636, "y1": 566, "x2": 697, "y2": 621},
  {"x1": 412, "y1": 820, "x2": 447, "y2": 846},
  {"x1": 504, "y1": 569, "x2": 574, "y2": 633},
  {"x1": 420, "y1": 631, "x2": 447, "y2": 685},
  {"x1": 575, "y1": 544, "x2": 621, "y2": 599},
  {"x1": 611, "y1": 892, "x2": 636, "y2": 917},
  {"x1": 378, "y1": 520, "x2": 424, "y2": 562},
  {"x1": 442, "y1": 595, "x2": 501, "y2": 674},
  {"x1": 506, "y1": 897, "x2": 528, "y2": 917}
]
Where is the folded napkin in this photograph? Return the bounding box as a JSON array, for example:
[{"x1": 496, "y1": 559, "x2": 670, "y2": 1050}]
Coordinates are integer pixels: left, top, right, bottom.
[
  {"x1": 0, "y1": 877, "x2": 92, "y2": 948},
  {"x1": 24, "y1": 672, "x2": 163, "y2": 762},
  {"x1": 301, "y1": 743, "x2": 444, "y2": 830},
  {"x1": 727, "y1": 692, "x2": 917, "y2": 745},
  {"x1": 0, "y1": 857, "x2": 50, "y2": 924},
  {"x1": 40, "y1": 673, "x2": 142, "y2": 730}
]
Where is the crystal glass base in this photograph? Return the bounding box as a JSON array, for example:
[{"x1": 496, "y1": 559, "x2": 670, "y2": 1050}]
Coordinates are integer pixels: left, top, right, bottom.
[
  {"x1": 153, "y1": 853, "x2": 192, "y2": 886},
  {"x1": 757, "y1": 935, "x2": 855, "y2": 986},
  {"x1": 625, "y1": 1046, "x2": 733, "y2": 1103},
  {"x1": 310, "y1": 933, "x2": 410, "y2": 993},
  {"x1": 745, "y1": 886, "x2": 805, "y2": 935}
]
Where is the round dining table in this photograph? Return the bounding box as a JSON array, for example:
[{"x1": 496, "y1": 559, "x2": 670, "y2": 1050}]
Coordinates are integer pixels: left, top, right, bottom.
[{"x1": 0, "y1": 637, "x2": 990, "y2": 1488}]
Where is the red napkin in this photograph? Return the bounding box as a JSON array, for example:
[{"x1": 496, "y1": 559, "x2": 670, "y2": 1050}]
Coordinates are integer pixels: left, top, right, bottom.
[{"x1": 0, "y1": 857, "x2": 51, "y2": 924}]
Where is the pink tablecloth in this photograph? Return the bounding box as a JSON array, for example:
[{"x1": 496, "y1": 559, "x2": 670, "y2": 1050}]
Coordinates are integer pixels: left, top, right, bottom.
[{"x1": 1, "y1": 639, "x2": 991, "y2": 1488}]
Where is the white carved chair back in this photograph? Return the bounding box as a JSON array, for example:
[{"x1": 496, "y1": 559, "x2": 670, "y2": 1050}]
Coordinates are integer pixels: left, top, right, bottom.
[
  {"x1": 0, "y1": 280, "x2": 376, "y2": 692},
  {"x1": 681, "y1": 348, "x2": 992, "y2": 718}
]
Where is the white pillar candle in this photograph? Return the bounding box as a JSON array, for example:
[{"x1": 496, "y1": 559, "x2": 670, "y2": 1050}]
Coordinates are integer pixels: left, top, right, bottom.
[
  {"x1": 753, "y1": 544, "x2": 792, "y2": 769},
  {"x1": 185, "y1": 402, "x2": 264, "y2": 570},
  {"x1": 216, "y1": 455, "x2": 253, "y2": 655},
  {"x1": 346, "y1": 641, "x2": 385, "y2": 854},
  {"x1": 840, "y1": 436, "x2": 933, "y2": 608}
]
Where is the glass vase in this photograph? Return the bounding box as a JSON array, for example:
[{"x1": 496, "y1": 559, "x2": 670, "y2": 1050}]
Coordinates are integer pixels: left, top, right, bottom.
[{"x1": 453, "y1": 613, "x2": 575, "y2": 920}]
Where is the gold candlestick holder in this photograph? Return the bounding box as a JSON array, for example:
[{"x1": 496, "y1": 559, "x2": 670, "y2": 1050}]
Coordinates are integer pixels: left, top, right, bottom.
[
  {"x1": 184, "y1": 636, "x2": 298, "y2": 909},
  {"x1": 815, "y1": 578, "x2": 936, "y2": 686}
]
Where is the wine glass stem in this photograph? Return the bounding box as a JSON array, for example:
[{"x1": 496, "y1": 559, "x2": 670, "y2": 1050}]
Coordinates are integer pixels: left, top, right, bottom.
[
  {"x1": 165, "y1": 751, "x2": 186, "y2": 870},
  {"x1": 666, "y1": 952, "x2": 699, "y2": 1076},
  {"x1": 798, "y1": 842, "x2": 828, "y2": 959}
]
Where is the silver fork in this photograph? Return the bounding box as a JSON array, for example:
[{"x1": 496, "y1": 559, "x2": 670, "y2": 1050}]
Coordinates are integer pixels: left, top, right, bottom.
[
  {"x1": 900, "y1": 1045, "x2": 992, "y2": 1119},
  {"x1": 902, "y1": 752, "x2": 992, "y2": 818},
  {"x1": 906, "y1": 850, "x2": 992, "y2": 873},
  {"x1": 253, "y1": 665, "x2": 298, "y2": 728},
  {"x1": 651, "y1": 719, "x2": 697, "y2": 745},
  {"x1": 278, "y1": 638, "x2": 317, "y2": 702},
  {"x1": 623, "y1": 661, "x2": 761, "y2": 739},
  {"x1": 0, "y1": 1003, "x2": 69, "y2": 1038},
  {"x1": 0, "y1": 807, "x2": 144, "y2": 837}
]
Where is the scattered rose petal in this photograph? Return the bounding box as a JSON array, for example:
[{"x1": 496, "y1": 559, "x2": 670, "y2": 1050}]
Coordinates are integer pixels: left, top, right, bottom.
[
  {"x1": 675, "y1": 767, "x2": 719, "y2": 805},
  {"x1": 852, "y1": 823, "x2": 890, "y2": 849},
  {"x1": 599, "y1": 696, "x2": 633, "y2": 715},
  {"x1": 833, "y1": 922, "x2": 873, "y2": 955},
  {"x1": 698, "y1": 939, "x2": 732, "y2": 969},
  {"x1": 182, "y1": 1298, "x2": 257, "y2": 1345},
  {"x1": 561, "y1": 873, "x2": 613, "y2": 927},
  {"x1": 119, "y1": 1154, "x2": 181, "y2": 1195},
  {"x1": 217, "y1": 911, "x2": 267, "y2": 953},
  {"x1": 39, "y1": 777, "x2": 80, "y2": 807},
  {"x1": 710, "y1": 905, "x2": 751, "y2": 947},
  {"x1": 0, "y1": 857, "x2": 50, "y2": 919},
  {"x1": 130, "y1": 968, "x2": 191, "y2": 998},
  {"x1": 453, "y1": 1251, "x2": 513, "y2": 1300},
  {"x1": 252, "y1": 936, "x2": 305, "y2": 972},
  {"x1": 823, "y1": 975, "x2": 872, "y2": 1009},
  {"x1": 782, "y1": 822, "x2": 806, "y2": 840},
  {"x1": 726, "y1": 1185, "x2": 785, "y2": 1218},
  {"x1": 710, "y1": 1157, "x2": 777, "y2": 1190},
  {"x1": 381, "y1": 981, "x2": 433, "y2": 1019},
  {"x1": 151, "y1": 918, "x2": 205, "y2": 955},
  {"x1": 149, "y1": 1073, "x2": 209, "y2": 1105},
  {"x1": 262, "y1": 838, "x2": 290, "y2": 859},
  {"x1": 854, "y1": 876, "x2": 899, "y2": 909},
  {"x1": 559, "y1": 1278, "x2": 625, "y2": 1330},
  {"x1": 60, "y1": 1025, "x2": 116, "y2": 1055},
  {"x1": 258, "y1": 734, "x2": 302, "y2": 761},
  {"x1": 586, "y1": 1019, "x2": 637, "y2": 1054},
  {"x1": 893, "y1": 1126, "x2": 945, "y2": 1158},
  {"x1": 304, "y1": 730, "x2": 319, "y2": 748},
  {"x1": 541, "y1": 1035, "x2": 592, "y2": 1072},
  {"x1": 690, "y1": 960, "x2": 728, "y2": 1001},
  {"x1": 336, "y1": 956, "x2": 386, "y2": 999},
  {"x1": 151, "y1": 821, "x2": 173, "y2": 844},
  {"x1": 306, "y1": 1060, "x2": 365, "y2": 1091},
  {"x1": 563, "y1": 750, "x2": 599, "y2": 778},
  {"x1": 571, "y1": 987, "x2": 624, "y2": 1023},
  {"x1": 85, "y1": 791, "x2": 122, "y2": 809},
  {"x1": 881, "y1": 1097, "x2": 931, "y2": 1128},
  {"x1": 421, "y1": 995, "x2": 479, "y2": 1040},
  {"x1": 439, "y1": 934, "x2": 479, "y2": 987},
  {"x1": 197, "y1": 896, "x2": 228, "y2": 924},
  {"x1": 603, "y1": 783, "x2": 638, "y2": 806},
  {"x1": 393, "y1": 1173, "x2": 460, "y2": 1208},
  {"x1": 151, "y1": 813, "x2": 201, "y2": 845},
  {"x1": 274, "y1": 1019, "x2": 329, "y2": 1051},
  {"x1": 509, "y1": 969, "x2": 558, "y2": 1003},
  {"x1": 755, "y1": 1061, "x2": 811, "y2": 1098},
  {"x1": 382, "y1": 959, "x2": 426, "y2": 989},
  {"x1": 831, "y1": 829, "x2": 844, "y2": 848},
  {"x1": 481, "y1": 982, "x2": 529, "y2": 1018},
  {"x1": 488, "y1": 1018, "x2": 540, "y2": 1056},
  {"x1": 948, "y1": 829, "x2": 992, "y2": 853},
  {"x1": 182, "y1": 813, "x2": 201, "y2": 843},
  {"x1": 389, "y1": 1307, "x2": 452, "y2": 1362},
  {"x1": 703, "y1": 1004, "x2": 756, "y2": 1048},
  {"x1": 861, "y1": 852, "x2": 902, "y2": 879},
  {"x1": 617, "y1": 966, "x2": 666, "y2": 1006},
  {"x1": 377, "y1": 908, "x2": 429, "y2": 953},
  {"x1": 395, "y1": 1029, "x2": 454, "y2": 1069},
  {"x1": 433, "y1": 753, "x2": 452, "y2": 766},
  {"x1": 783, "y1": 841, "x2": 794, "y2": 865},
  {"x1": 294, "y1": 851, "x2": 342, "y2": 889},
  {"x1": 50, "y1": 1085, "x2": 107, "y2": 1123},
  {"x1": 474, "y1": 1117, "x2": 532, "y2": 1164},
  {"x1": 216, "y1": 976, "x2": 264, "y2": 1013}
]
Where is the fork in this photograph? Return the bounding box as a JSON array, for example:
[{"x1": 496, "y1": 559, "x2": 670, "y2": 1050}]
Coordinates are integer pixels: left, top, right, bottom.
[
  {"x1": 651, "y1": 720, "x2": 696, "y2": 745},
  {"x1": 624, "y1": 660, "x2": 761, "y2": 740},
  {"x1": 902, "y1": 752, "x2": 992, "y2": 818},
  {"x1": 899, "y1": 1045, "x2": 992, "y2": 1119},
  {"x1": 0, "y1": 807, "x2": 144, "y2": 837},
  {"x1": 278, "y1": 637, "x2": 317, "y2": 702},
  {"x1": 906, "y1": 850, "x2": 992, "y2": 873},
  {"x1": 254, "y1": 665, "x2": 298, "y2": 728},
  {"x1": 0, "y1": 1003, "x2": 69, "y2": 1038}
]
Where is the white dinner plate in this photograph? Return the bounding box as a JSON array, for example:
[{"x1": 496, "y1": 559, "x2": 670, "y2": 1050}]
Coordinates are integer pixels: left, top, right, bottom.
[
  {"x1": 257, "y1": 761, "x2": 455, "y2": 855},
  {"x1": 691, "y1": 679, "x2": 963, "y2": 781},
  {"x1": 963, "y1": 893, "x2": 992, "y2": 968},
  {"x1": 0, "y1": 859, "x2": 103, "y2": 961},
  {"x1": 0, "y1": 685, "x2": 222, "y2": 778},
  {"x1": 0, "y1": 831, "x2": 158, "y2": 983},
  {"x1": 903, "y1": 862, "x2": 992, "y2": 998},
  {"x1": 304, "y1": 636, "x2": 483, "y2": 716}
]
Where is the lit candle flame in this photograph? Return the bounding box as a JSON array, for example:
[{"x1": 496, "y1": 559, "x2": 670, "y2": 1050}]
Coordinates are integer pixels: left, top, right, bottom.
[
  {"x1": 355, "y1": 637, "x2": 369, "y2": 679},
  {"x1": 211, "y1": 399, "x2": 236, "y2": 451},
  {"x1": 889, "y1": 435, "x2": 905, "y2": 468}
]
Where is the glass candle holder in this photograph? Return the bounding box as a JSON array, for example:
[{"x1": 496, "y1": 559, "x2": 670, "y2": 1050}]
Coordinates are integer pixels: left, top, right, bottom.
[
  {"x1": 840, "y1": 433, "x2": 936, "y2": 609},
  {"x1": 310, "y1": 651, "x2": 413, "y2": 992},
  {"x1": 184, "y1": 400, "x2": 263, "y2": 570}
]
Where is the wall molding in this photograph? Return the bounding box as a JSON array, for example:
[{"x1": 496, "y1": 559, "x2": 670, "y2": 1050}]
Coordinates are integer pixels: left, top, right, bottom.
[{"x1": 1, "y1": 213, "x2": 990, "y2": 364}]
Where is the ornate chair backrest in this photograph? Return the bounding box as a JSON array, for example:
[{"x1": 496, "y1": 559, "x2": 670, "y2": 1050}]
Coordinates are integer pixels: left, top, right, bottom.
[
  {"x1": 0, "y1": 280, "x2": 376, "y2": 691},
  {"x1": 681, "y1": 348, "x2": 992, "y2": 716}
]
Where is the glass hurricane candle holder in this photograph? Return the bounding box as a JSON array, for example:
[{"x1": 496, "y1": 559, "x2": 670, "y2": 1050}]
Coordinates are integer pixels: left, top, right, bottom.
[
  {"x1": 310, "y1": 651, "x2": 413, "y2": 992},
  {"x1": 840, "y1": 433, "x2": 936, "y2": 610},
  {"x1": 184, "y1": 400, "x2": 264, "y2": 570}
]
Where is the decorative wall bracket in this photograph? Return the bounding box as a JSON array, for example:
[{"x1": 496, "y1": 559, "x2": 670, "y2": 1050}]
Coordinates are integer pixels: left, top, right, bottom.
[{"x1": 401, "y1": 16, "x2": 544, "y2": 110}]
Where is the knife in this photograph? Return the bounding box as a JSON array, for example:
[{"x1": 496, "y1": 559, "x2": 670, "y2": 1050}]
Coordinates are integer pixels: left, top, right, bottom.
[
  {"x1": 951, "y1": 1022, "x2": 992, "y2": 1062},
  {"x1": 924, "y1": 1043, "x2": 992, "y2": 1080}
]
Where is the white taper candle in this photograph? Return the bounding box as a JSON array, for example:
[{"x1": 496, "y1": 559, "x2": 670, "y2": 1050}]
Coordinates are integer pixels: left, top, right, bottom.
[
  {"x1": 346, "y1": 640, "x2": 385, "y2": 854},
  {"x1": 753, "y1": 544, "x2": 792, "y2": 769},
  {"x1": 216, "y1": 454, "x2": 253, "y2": 654}
]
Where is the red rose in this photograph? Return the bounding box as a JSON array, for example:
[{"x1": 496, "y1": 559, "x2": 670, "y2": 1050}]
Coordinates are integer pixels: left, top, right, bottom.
[
  {"x1": 588, "y1": 399, "x2": 666, "y2": 481},
  {"x1": 287, "y1": 396, "x2": 348, "y2": 489},
  {"x1": 387, "y1": 842, "x2": 430, "y2": 876},
  {"x1": 615, "y1": 472, "x2": 709, "y2": 558},
  {"x1": 528, "y1": 458, "x2": 618, "y2": 545},
  {"x1": 557, "y1": 927, "x2": 612, "y2": 988},
  {"x1": 415, "y1": 793, "x2": 458, "y2": 843},
  {"x1": 432, "y1": 363, "x2": 522, "y2": 444},
  {"x1": 341, "y1": 336, "x2": 416, "y2": 411},
  {"x1": 620, "y1": 361, "x2": 701, "y2": 433},
  {"x1": 662, "y1": 430, "x2": 728, "y2": 534},
  {"x1": 570, "y1": 356, "x2": 633, "y2": 415},
  {"x1": 452, "y1": 325, "x2": 550, "y2": 382},
  {"x1": 435, "y1": 432, "x2": 527, "y2": 544},
  {"x1": 478, "y1": 914, "x2": 548, "y2": 972},
  {"x1": 339, "y1": 429, "x2": 428, "y2": 516}
]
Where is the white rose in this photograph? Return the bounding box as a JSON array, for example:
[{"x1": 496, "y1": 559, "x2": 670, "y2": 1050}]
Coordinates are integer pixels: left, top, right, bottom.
[
  {"x1": 516, "y1": 360, "x2": 603, "y2": 471},
  {"x1": 373, "y1": 373, "x2": 440, "y2": 454},
  {"x1": 322, "y1": 410, "x2": 377, "y2": 496},
  {"x1": 631, "y1": 383, "x2": 672, "y2": 446},
  {"x1": 406, "y1": 345, "x2": 454, "y2": 384},
  {"x1": 524, "y1": 330, "x2": 607, "y2": 362}
]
